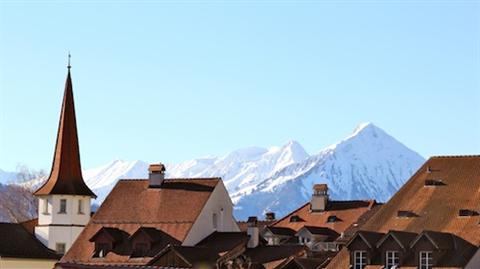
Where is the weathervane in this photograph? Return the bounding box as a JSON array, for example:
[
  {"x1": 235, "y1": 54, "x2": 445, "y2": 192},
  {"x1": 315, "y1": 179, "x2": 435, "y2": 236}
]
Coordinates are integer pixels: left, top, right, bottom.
[{"x1": 67, "y1": 52, "x2": 71, "y2": 70}]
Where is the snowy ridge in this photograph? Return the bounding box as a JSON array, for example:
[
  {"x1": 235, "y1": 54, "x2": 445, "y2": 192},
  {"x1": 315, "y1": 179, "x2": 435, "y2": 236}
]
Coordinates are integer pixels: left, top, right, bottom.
[{"x1": 8, "y1": 123, "x2": 425, "y2": 220}]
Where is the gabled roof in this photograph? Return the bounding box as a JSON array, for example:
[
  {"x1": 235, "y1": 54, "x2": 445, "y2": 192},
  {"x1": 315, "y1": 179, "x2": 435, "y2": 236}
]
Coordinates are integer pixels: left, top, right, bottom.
[
  {"x1": 264, "y1": 226, "x2": 297, "y2": 236},
  {"x1": 347, "y1": 231, "x2": 384, "y2": 249},
  {"x1": 243, "y1": 245, "x2": 306, "y2": 264},
  {"x1": 272, "y1": 199, "x2": 377, "y2": 236},
  {"x1": 130, "y1": 227, "x2": 165, "y2": 243},
  {"x1": 89, "y1": 227, "x2": 124, "y2": 243},
  {"x1": 0, "y1": 222, "x2": 60, "y2": 260},
  {"x1": 149, "y1": 245, "x2": 220, "y2": 267},
  {"x1": 61, "y1": 178, "x2": 220, "y2": 265},
  {"x1": 409, "y1": 230, "x2": 455, "y2": 250},
  {"x1": 296, "y1": 226, "x2": 340, "y2": 240},
  {"x1": 34, "y1": 69, "x2": 95, "y2": 198},
  {"x1": 195, "y1": 231, "x2": 249, "y2": 254},
  {"x1": 375, "y1": 230, "x2": 417, "y2": 250}
]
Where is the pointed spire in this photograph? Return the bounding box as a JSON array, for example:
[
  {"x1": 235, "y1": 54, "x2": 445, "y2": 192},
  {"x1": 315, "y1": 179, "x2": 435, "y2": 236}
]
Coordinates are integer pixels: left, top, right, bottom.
[{"x1": 34, "y1": 64, "x2": 96, "y2": 198}]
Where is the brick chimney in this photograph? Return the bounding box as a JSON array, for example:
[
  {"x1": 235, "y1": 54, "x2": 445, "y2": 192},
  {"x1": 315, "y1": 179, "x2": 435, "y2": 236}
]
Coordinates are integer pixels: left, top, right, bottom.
[
  {"x1": 148, "y1": 163, "x2": 166, "y2": 188},
  {"x1": 246, "y1": 216, "x2": 259, "y2": 248},
  {"x1": 311, "y1": 184, "x2": 328, "y2": 212}
]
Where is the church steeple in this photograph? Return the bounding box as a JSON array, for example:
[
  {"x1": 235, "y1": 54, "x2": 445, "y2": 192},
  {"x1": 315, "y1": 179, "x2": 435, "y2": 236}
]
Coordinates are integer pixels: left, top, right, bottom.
[{"x1": 34, "y1": 60, "x2": 96, "y2": 198}]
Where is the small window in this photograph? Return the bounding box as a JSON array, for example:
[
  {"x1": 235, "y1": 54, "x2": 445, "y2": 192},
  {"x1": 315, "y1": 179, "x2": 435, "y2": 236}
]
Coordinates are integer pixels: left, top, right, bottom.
[
  {"x1": 327, "y1": 215, "x2": 338, "y2": 223},
  {"x1": 290, "y1": 215, "x2": 302, "y2": 222},
  {"x1": 419, "y1": 251, "x2": 433, "y2": 269},
  {"x1": 212, "y1": 213, "x2": 218, "y2": 229},
  {"x1": 56, "y1": 242, "x2": 66, "y2": 254},
  {"x1": 59, "y1": 199, "x2": 67, "y2": 214},
  {"x1": 78, "y1": 199, "x2": 84, "y2": 214},
  {"x1": 386, "y1": 251, "x2": 399, "y2": 269},
  {"x1": 424, "y1": 179, "x2": 445, "y2": 186},
  {"x1": 459, "y1": 209, "x2": 477, "y2": 217},
  {"x1": 353, "y1": 250, "x2": 367, "y2": 269},
  {"x1": 42, "y1": 198, "x2": 49, "y2": 214},
  {"x1": 397, "y1": 210, "x2": 417, "y2": 218}
]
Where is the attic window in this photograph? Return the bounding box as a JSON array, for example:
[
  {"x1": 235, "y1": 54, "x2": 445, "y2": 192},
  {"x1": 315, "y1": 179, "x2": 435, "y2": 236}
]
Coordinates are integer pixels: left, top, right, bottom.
[
  {"x1": 327, "y1": 215, "x2": 338, "y2": 223},
  {"x1": 459, "y1": 209, "x2": 478, "y2": 217},
  {"x1": 424, "y1": 179, "x2": 445, "y2": 186},
  {"x1": 397, "y1": 210, "x2": 418, "y2": 218},
  {"x1": 290, "y1": 215, "x2": 302, "y2": 222}
]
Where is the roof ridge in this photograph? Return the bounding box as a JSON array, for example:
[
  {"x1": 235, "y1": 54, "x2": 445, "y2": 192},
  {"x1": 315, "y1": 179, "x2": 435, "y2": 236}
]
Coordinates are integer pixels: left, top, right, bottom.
[
  {"x1": 117, "y1": 177, "x2": 222, "y2": 182},
  {"x1": 429, "y1": 155, "x2": 480, "y2": 159}
]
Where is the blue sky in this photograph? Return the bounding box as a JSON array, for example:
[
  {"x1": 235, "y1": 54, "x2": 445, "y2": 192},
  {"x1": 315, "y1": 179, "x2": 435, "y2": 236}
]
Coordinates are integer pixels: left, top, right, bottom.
[{"x1": 0, "y1": 1, "x2": 479, "y2": 171}]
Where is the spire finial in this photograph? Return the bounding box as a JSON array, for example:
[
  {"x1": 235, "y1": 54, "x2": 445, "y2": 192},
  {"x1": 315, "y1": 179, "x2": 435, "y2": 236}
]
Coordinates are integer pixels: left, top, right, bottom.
[{"x1": 67, "y1": 52, "x2": 71, "y2": 70}]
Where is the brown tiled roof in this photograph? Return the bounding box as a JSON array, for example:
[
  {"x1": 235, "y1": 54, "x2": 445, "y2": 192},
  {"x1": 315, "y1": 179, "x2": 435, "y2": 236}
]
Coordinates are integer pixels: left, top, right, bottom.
[
  {"x1": 238, "y1": 220, "x2": 275, "y2": 232},
  {"x1": 272, "y1": 200, "x2": 376, "y2": 235},
  {"x1": 149, "y1": 245, "x2": 220, "y2": 266},
  {"x1": 327, "y1": 155, "x2": 480, "y2": 268},
  {"x1": 195, "y1": 231, "x2": 249, "y2": 254},
  {"x1": 266, "y1": 226, "x2": 297, "y2": 236},
  {"x1": 60, "y1": 178, "x2": 220, "y2": 265},
  {"x1": 298, "y1": 226, "x2": 340, "y2": 240},
  {"x1": 0, "y1": 222, "x2": 61, "y2": 260},
  {"x1": 34, "y1": 69, "x2": 96, "y2": 198}
]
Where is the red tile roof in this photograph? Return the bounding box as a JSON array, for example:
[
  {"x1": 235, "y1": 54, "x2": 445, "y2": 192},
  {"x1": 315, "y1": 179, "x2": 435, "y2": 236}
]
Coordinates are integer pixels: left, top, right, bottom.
[
  {"x1": 271, "y1": 200, "x2": 377, "y2": 236},
  {"x1": 34, "y1": 69, "x2": 95, "y2": 198},
  {"x1": 327, "y1": 155, "x2": 480, "y2": 268},
  {"x1": 60, "y1": 178, "x2": 220, "y2": 265}
]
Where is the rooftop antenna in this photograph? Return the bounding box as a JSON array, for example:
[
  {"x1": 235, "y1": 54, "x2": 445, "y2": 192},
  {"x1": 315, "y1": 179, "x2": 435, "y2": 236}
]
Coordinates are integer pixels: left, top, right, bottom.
[{"x1": 67, "y1": 52, "x2": 71, "y2": 70}]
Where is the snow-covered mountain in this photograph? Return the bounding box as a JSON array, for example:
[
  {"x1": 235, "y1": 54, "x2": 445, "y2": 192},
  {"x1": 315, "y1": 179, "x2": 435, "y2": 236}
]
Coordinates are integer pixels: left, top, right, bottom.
[
  {"x1": 5, "y1": 123, "x2": 425, "y2": 221},
  {"x1": 232, "y1": 123, "x2": 425, "y2": 219}
]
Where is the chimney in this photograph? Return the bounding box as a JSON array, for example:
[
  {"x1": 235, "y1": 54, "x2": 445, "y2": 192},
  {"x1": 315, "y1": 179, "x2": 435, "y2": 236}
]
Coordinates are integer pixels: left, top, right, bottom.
[
  {"x1": 265, "y1": 212, "x2": 276, "y2": 221},
  {"x1": 148, "y1": 163, "x2": 166, "y2": 188},
  {"x1": 311, "y1": 184, "x2": 328, "y2": 212},
  {"x1": 246, "y1": 216, "x2": 259, "y2": 248}
]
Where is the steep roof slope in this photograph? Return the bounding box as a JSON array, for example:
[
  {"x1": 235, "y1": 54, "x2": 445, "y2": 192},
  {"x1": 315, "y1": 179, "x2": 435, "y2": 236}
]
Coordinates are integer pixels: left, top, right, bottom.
[
  {"x1": 0, "y1": 222, "x2": 60, "y2": 260},
  {"x1": 326, "y1": 155, "x2": 480, "y2": 268},
  {"x1": 60, "y1": 178, "x2": 219, "y2": 265},
  {"x1": 34, "y1": 69, "x2": 95, "y2": 197}
]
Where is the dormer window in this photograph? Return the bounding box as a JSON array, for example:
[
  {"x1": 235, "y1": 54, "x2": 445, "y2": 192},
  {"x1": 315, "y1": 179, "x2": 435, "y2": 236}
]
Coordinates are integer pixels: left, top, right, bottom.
[
  {"x1": 290, "y1": 215, "x2": 302, "y2": 222},
  {"x1": 458, "y1": 209, "x2": 477, "y2": 217},
  {"x1": 129, "y1": 227, "x2": 163, "y2": 258},
  {"x1": 385, "y1": 251, "x2": 399, "y2": 269},
  {"x1": 353, "y1": 250, "x2": 367, "y2": 269},
  {"x1": 419, "y1": 251, "x2": 433, "y2": 269},
  {"x1": 424, "y1": 179, "x2": 445, "y2": 186},
  {"x1": 89, "y1": 227, "x2": 124, "y2": 258},
  {"x1": 59, "y1": 199, "x2": 67, "y2": 214},
  {"x1": 397, "y1": 210, "x2": 417, "y2": 218},
  {"x1": 327, "y1": 215, "x2": 338, "y2": 223}
]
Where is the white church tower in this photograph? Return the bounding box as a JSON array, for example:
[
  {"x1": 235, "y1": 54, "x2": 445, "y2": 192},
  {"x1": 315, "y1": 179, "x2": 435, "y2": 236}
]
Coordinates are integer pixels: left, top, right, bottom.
[{"x1": 34, "y1": 58, "x2": 96, "y2": 254}]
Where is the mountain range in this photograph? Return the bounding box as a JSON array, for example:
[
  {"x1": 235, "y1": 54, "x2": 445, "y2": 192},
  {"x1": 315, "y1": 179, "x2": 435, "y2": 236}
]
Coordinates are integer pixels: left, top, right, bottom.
[{"x1": 1, "y1": 123, "x2": 425, "y2": 221}]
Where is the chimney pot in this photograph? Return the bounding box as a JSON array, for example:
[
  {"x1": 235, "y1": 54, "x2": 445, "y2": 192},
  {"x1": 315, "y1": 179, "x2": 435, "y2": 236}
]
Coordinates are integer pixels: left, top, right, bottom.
[
  {"x1": 246, "y1": 216, "x2": 259, "y2": 248},
  {"x1": 265, "y1": 212, "x2": 276, "y2": 221},
  {"x1": 311, "y1": 183, "x2": 328, "y2": 212},
  {"x1": 149, "y1": 163, "x2": 166, "y2": 188}
]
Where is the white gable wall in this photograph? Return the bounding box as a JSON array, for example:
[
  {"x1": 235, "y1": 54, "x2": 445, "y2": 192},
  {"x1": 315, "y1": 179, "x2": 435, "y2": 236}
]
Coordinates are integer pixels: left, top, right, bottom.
[{"x1": 182, "y1": 180, "x2": 240, "y2": 246}]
